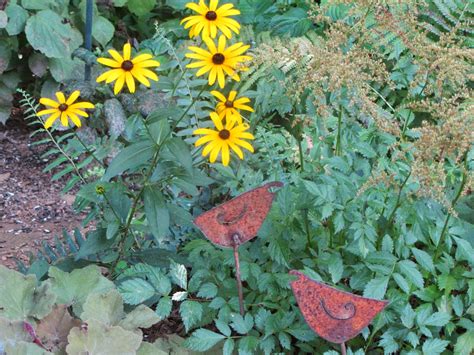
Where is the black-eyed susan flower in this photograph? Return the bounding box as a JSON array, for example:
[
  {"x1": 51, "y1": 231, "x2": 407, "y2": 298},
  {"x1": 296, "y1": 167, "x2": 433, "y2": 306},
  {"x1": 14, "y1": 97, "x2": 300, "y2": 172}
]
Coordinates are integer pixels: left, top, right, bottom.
[
  {"x1": 181, "y1": 0, "x2": 240, "y2": 39},
  {"x1": 193, "y1": 112, "x2": 254, "y2": 166},
  {"x1": 186, "y1": 35, "x2": 251, "y2": 88},
  {"x1": 96, "y1": 43, "x2": 160, "y2": 95},
  {"x1": 211, "y1": 90, "x2": 254, "y2": 124},
  {"x1": 38, "y1": 91, "x2": 94, "y2": 129}
]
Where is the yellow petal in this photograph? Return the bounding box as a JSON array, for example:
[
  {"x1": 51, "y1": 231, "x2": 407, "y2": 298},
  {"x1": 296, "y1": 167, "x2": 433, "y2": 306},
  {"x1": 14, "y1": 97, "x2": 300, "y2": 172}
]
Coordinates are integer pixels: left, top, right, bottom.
[
  {"x1": 218, "y1": 35, "x2": 226, "y2": 53},
  {"x1": 66, "y1": 90, "x2": 80, "y2": 105},
  {"x1": 131, "y1": 69, "x2": 151, "y2": 87},
  {"x1": 135, "y1": 60, "x2": 160, "y2": 68},
  {"x1": 44, "y1": 111, "x2": 61, "y2": 129},
  {"x1": 69, "y1": 102, "x2": 95, "y2": 110},
  {"x1": 139, "y1": 69, "x2": 159, "y2": 82},
  {"x1": 211, "y1": 90, "x2": 226, "y2": 102},
  {"x1": 132, "y1": 53, "x2": 153, "y2": 64},
  {"x1": 108, "y1": 49, "x2": 123, "y2": 62},
  {"x1": 229, "y1": 141, "x2": 244, "y2": 159},
  {"x1": 125, "y1": 72, "x2": 136, "y2": 93},
  {"x1": 234, "y1": 139, "x2": 254, "y2": 152},
  {"x1": 203, "y1": 36, "x2": 217, "y2": 53},
  {"x1": 221, "y1": 143, "x2": 230, "y2": 166},
  {"x1": 60, "y1": 112, "x2": 69, "y2": 127},
  {"x1": 210, "y1": 112, "x2": 223, "y2": 130},
  {"x1": 209, "y1": 142, "x2": 221, "y2": 163},
  {"x1": 228, "y1": 91, "x2": 237, "y2": 101},
  {"x1": 208, "y1": 66, "x2": 217, "y2": 86},
  {"x1": 123, "y1": 43, "x2": 131, "y2": 60},
  {"x1": 114, "y1": 74, "x2": 125, "y2": 95},
  {"x1": 195, "y1": 64, "x2": 212, "y2": 77},
  {"x1": 195, "y1": 134, "x2": 216, "y2": 147},
  {"x1": 68, "y1": 112, "x2": 82, "y2": 127},
  {"x1": 39, "y1": 98, "x2": 59, "y2": 108},
  {"x1": 69, "y1": 108, "x2": 89, "y2": 117},
  {"x1": 37, "y1": 108, "x2": 58, "y2": 116},
  {"x1": 55, "y1": 92, "x2": 66, "y2": 103},
  {"x1": 209, "y1": 0, "x2": 218, "y2": 11},
  {"x1": 217, "y1": 66, "x2": 225, "y2": 88},
  {"x1": 194, "y1": 128, "x2": 218, "y2": 136},
  {"x1": 202, "y1": 139, "x2": 219, "y2": 157},
  {"x1": 97, "y1": 57, "x2": 121, "y2": 68},
  {"x1": 186, "y1": 2, "x2": 207, "y2": 15}
]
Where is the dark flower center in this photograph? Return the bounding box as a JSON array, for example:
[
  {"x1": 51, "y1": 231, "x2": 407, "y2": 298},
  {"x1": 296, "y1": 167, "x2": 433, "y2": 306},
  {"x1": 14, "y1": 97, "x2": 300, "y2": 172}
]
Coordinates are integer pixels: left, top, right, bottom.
[
  {"x1": 205, "y1": 11, "x2": 217, "y2": 21},
  {"x1": 121, "y1": 60, "x2": 134, "y2": 71},
  {"x1": 218, "y1": 129, "x2": 231, "y2": 140},
  {"x1": 224, "y1": 100, "x2": 233, "y2": 108},
  {"x1": 58, "y1": 104, "x2": 68, "y2": 112},
  {"x1": 212, "y1": 53, "x2": 225, "y2": 65}
]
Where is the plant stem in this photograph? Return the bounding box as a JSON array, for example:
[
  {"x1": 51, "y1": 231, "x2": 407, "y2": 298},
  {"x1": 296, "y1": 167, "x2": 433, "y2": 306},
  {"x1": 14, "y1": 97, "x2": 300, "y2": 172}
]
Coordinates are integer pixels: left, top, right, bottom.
[
  {"x1": 341, "y1": 342, "x2": 347, "y2": 355},
  {"x1": 233, "y1": 241, "x2": 245, "y2": 316},
  {"x1": 114, "y1": 87, "x2": 206, "y2": 266},
  {"x1": 387, "y1": 170, "x2": 412, "y2": 225},
  {"x1": 298, "y1": 139, "x2": 304, "y2": 170},
  {"x1": 434, "y1": 158, "x2": 468, "y2": 260},
  {"x1": 335, "y1": 106, "x2": 343, "y2": 156},
  {"x1": 73, "y1": 131, "x2": 105, "y2": 168}
]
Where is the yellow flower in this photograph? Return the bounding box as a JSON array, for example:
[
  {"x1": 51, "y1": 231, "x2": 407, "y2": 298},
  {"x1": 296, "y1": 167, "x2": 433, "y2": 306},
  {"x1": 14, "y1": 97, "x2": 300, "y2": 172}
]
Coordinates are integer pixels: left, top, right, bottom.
[
  {"x1": 186, "y1": 35, "x2": 251, "y2": 88},
  {"x1": 96, "y1": 43, "x2": 160, "y2": 95},
  {"x1": 211, "y1": 90, "x2": 254, "y2": 123},
  {"x1": 193, "y1": 112, "x2": 254, "y2": 166},
  {"x1": 37, "y1": 91, "x2": 94, "y2": 129},
  {"x1": 181, "y1": 0, "x2": 241, "y2": 39}
]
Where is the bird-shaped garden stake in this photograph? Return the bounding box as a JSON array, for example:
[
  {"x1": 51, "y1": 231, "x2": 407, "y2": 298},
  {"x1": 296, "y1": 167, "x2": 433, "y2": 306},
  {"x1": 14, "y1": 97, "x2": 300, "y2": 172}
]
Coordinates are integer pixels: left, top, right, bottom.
[
  {"x1": 290, "y1": 270, "x2": 389, "y2": 355},
  {"x1": 194, "y1": 182, "x2": 283, "y2": 315}
]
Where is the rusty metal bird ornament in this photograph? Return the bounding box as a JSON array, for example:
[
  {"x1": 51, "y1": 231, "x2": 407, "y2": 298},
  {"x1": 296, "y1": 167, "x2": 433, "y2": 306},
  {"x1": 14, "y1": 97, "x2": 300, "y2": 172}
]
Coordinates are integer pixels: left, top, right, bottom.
[
  {"x1": 194, "y1": 182, "x2": 283, "y2": 314},
  {"x1": 290, "y1": 270, "x2": 389, "y2": 354}
]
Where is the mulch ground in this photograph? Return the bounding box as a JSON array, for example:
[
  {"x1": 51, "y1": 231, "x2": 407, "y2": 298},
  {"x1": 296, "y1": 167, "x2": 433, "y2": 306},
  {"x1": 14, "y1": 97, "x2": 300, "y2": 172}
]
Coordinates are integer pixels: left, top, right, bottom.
[{"x1": 0, "y1": 114, "x2": 86, "y2": 269}]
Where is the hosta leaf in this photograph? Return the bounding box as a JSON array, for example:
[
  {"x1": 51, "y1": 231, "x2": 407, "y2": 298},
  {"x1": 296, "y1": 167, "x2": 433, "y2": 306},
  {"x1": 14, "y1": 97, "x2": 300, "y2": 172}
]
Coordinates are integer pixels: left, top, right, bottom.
[
  {"x1": 184, "y1": 328, "x2": 225, "y2": 351},
  {"x1": 25, "y1": 10, "x2": 83, "y2": 58},
  {"x1": 0, "y1": 265, "x2": 56, "y2": 320},
  {"x1": 66, "y1": 320, "x2": 142, "y2": 354},
  {"x1": 5, "y1": 4, "x2": 28, "y2": 35}
]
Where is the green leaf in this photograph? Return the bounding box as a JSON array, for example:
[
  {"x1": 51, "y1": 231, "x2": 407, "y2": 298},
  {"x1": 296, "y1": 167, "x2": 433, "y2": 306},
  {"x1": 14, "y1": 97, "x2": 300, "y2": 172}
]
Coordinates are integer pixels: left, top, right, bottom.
[
  {"x1": 363, "y1": 276, "x2": 389, "y2": 300},
  {"x1": 454, "y1": 330, "x2": 474, "y2": 355},
  {"x1": 119, "y1": 278, "x2": 156, "y2": 305},
  {"x1": 4, "y1": 341, "x2": 52, "y2": 355},
  {"x1": 328, "y1": 253, "x2": 344, "y2": 283},
  {"x1": 197, "y1": 283, "x2": 218, "y2": 299},
  {"x1": 230, "y1": 314, "x2": 254, "y2": 335},
  {"x1": 411, "y1": 248, "x2": 435, "y2": 273},
  {"x1": 223, "y1": 338, "x2": 235, "y2": 355},
  {"x1": 184, "y1": 329, "x2": 225, "y2": 352},
  {"x1": 76, "y1": 228, "x2": 115, "y2": 260},
  {"x1": 66, "y1": 320, "x2": 142, "y2": 354},
  {"x1": 0, "y1": 11, "x2": 7, "y2": 29},
  {"x1": 127, "y1": 0, "x2": 157, "y2": 16},
  {"x1": 119, "y1": 305, "x2": 160, "y2": 331},
  {"x1": 104, "y1": 140, "x2": 154, "y2": 180},
  {"x1": 25, "y1": 10, "x2": 83, "y2": 58},
  {"x1": 143, "y1": 187, "x2": 170, "y2": 241},
  {"x1": 48, "y1": 265, "x2": 115, "y2": 315},
  {"x1": 165, "y1": 137, "x2": 193, "y2": 174},
  {"x1": 156, "y1": 296, "x2": 172, "y2": 320},
  {"x1": 170, "y1": 261, "x2": 187, "y2": 290},
  {"x1": 5, "y1": 4, "x2": 28, "y2": 35},
  {"x1": 80, "y1": 289, "x2": 124, "y2": 326},
  {"x1": 92, "y1": 16, "x2": 114, "y2": 47},
  {"x1": 180, "y1": 301, "x2": 203, "y2": 332},
  {"x1": 0, "y1": 265, "x2": 56, "y2": 320},
  {"x1": 398, "y1": 260, "x2": 424, "y2": 289},
  {"x1": 422, "y1": 338, "x2": 449, "y2": 355},
  {"x1": 424, "y1": 312, "x2": 450, "y2": 327}
]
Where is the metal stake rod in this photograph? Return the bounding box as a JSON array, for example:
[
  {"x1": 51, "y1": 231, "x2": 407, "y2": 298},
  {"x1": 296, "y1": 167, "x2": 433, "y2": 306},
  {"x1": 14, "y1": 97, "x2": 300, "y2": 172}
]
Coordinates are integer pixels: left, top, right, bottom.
[
  {"x1": 341, "y1": 342, "x2": 346, "y2": 355},
  {"x1": 84, "y1": 0, "x2": 93, "y2": 81},
  {"x1": 232, "y1": 234, "x2": 245, "y2": 315}
]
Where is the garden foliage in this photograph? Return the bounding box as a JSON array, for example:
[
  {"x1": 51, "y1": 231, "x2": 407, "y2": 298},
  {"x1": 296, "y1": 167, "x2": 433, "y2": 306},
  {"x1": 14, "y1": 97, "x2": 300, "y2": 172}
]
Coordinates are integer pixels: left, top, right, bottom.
[{"x1": 1, "y1": 0, "x2": 473, "y2": 354}]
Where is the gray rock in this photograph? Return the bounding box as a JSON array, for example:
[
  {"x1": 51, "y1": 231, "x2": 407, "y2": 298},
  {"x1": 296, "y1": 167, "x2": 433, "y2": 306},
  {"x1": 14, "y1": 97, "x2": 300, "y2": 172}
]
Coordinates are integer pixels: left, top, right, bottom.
[{"x1": 104, "y1": 98, "x2": 126, "y2": 138}]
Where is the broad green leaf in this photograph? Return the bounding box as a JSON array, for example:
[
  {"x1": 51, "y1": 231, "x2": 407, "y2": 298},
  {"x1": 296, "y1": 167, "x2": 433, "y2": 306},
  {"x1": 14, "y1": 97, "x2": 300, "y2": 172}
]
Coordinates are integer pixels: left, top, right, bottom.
[
  {"x1": 104, "y1": 140, "x2": 154, "y2": 180},
  {"x1": 93, "y1": 16, "x2": 114, "y2": 47},
  {"x1": 424, "y1": 312, "x2": 450, "y2": 327},
  {"x1": 48, "y1": 265, "x2": 115, "y2": 315},
  {"x1": 223, "y1": 338, "x2": 235, "y2": 355},
  {"x1": 180, "y1": 301, "x2": 203, "y2": 332},
  {"x1": 75, "y1": 228, "x2": 115, "y2": 260},
  {"x1": 5, "y1": 4, "x2": 28, "y2": 35},
  {"x1": 170, "y1": 261, "x2": 187, "y2": 290},
  {"x1": 328, "y1": 253, "x2": 344, "y2": 283},
  {"x1": 165, "y1": 137, "x2": 193, "y2": 173},
  {"x1": 0, "y1": 317, "x2": 31, "y2": 345},
  {"x1": 66, "y1": 320, "x2": 142, "y2": 354},
  {"x1": 230, "y1": 314, "x2": 254, "y2": 334},
  {"x1": 119, "y1": 305, "x2": 160, "y2": 331},
  {"x1": 118, "y1": 278, "x2": 156, "y2": 305},
  {"x1": 156, "y1": 296, "x2": 172, "y2": 320},
  {"x1": 4, "y1": 341, "x2": 52, "y2": 355},
  {"x1": 398, "y1": 260, "x2": 424, "y2": 289},
  {"x1": 25, "y1": 10, "x2": 83, "y2": 58},
  {"x1": 143, "y1": 187, "x2": 170, "y2": 241},
  {"x1": 197, "y1": 283, "x2": 218, "y2": 299},
  {"x1": 0, "y1": 266, "x2": 55, "y2": 320},
  {"x1": 127, "y1": 0, "x2": 157, "y2": 16},
  {"x1": 184, "y1": 329, "x2": 225, "y2": 352},
  {"x1": 80, "y1": 289, "x2": 125, "y2": 326}
]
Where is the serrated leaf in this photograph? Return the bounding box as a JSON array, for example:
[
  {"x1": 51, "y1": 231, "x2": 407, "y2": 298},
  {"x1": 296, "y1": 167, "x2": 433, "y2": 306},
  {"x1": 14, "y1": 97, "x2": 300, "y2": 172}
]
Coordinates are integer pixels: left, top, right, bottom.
[
  {"x1": 398, "y1": 260, "x2": 424, "y2": 289},
  {"x1": 223, "y1": 338, "x2": 235, "y2": 355},
  {"x1": 328, "y1": 253, "x2": 344, "y2": 283},
  {"x1": 411, "y1": 248, "x2": 435, "y2": 272},
  {"x1": 230, "y1": 314, "x2": 254, "y2": 335},
  {"x1": 422, "y1": 338, "x2": 449, "y2": 355},
  {"x1": 170, "y1": 262, "x2": 187, "y2": 290},
  {"x1": 197, "y1": 283, "x2": 218, "y2": 299},
  {"x1": 118, "y1": 278, "x2": 156, "y2": 305},
  {"x1": 180, "y1": 301, "x2": 203, "y2": 332},
  {"x1": 156, "y1": 296, "x2": 172, "y2": 320},
  {"x1": 172, "y1": 291, "x2": 188, "y2": 301},
  {"x1": 424, "y1": 312, "x2": 450, "y2": 327},
  {"x1": 454, "y1": 330, "x2": 474, "y2": 355},
  {"x1": 393, "y1": 272, "x2": 411, "y2": 294},
  {"x1": 184, "y1": 329, "x2": 225, "y2": 351},
  {"x1": 363, "y1": 276, "x2": 389, "y2": 300}
]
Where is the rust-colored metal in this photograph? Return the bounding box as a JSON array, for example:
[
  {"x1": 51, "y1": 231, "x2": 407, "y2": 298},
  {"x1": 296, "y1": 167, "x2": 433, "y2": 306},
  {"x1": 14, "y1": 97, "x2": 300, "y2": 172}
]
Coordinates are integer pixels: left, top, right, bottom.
[
  {"x1": 290, "y1": 270, "x2": 389, "y2": 344},
  {"x1": 194, "y1": 182, "x2": 283, "y2": 248}
]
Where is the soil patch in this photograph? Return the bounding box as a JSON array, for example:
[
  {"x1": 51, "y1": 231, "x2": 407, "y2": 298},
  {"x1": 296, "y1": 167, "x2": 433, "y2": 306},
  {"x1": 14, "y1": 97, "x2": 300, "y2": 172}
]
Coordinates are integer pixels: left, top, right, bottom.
[{"x1": 0, "y1": 116, "x2": 86, "y2": 269}]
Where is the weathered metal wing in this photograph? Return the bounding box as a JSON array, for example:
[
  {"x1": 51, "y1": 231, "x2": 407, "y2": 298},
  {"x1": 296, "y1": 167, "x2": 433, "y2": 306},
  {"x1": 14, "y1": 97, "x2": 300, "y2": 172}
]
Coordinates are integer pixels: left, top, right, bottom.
[
  {"x1": 194, "y1": 182, "x2": 283, "y2": 247},
  {"x1": 290, "y1": 270, "x2": 389, "y2": 344}
]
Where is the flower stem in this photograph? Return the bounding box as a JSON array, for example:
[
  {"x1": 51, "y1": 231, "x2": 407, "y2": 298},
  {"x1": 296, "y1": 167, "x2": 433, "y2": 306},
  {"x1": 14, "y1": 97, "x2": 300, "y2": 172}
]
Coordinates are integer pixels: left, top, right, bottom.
[
  {"x1": 73, "y1": 131, "x2": 105, "y2": 168},
  {"x1": 387, "y1": 170, "x2": 412, "y2": 225},
  {"x1": 335, "y1": 106, "x2": 343, "y2": 156}
]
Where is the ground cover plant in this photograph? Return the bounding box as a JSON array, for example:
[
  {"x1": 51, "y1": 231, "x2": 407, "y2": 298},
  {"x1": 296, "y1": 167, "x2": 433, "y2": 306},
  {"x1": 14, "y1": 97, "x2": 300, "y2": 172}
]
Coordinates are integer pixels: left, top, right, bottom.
[{"x1": 0, "y1": 0, "x2": 473, "y2": 354}]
